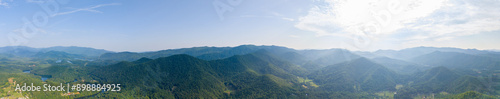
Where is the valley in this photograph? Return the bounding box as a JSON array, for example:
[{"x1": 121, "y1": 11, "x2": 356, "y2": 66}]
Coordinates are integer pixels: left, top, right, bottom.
[{"x1": 0, "y1": 45, "x2": 499, "y2": 99}]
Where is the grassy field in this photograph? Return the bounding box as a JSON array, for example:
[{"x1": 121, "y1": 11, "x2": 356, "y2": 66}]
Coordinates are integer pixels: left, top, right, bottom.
[
  {"x1": 297, "y1": 77, "x2": 319, "y2": 88},
  {"x1": 375, "y1": 91, "x2": 395, "y2": 99}
]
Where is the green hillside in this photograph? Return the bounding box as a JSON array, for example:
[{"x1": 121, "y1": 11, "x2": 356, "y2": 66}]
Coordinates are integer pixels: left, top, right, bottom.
[
  {"x1": 309, "y1": 58, "x2": 399, "y2": 92},
  {"x1": 1, "y1": 45, "x2": 499, "y2": 99}
]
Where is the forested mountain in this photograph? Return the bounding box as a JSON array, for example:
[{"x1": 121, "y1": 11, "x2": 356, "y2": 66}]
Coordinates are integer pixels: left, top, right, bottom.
[
  {"x1": 0, "y1": 46, "x2": 39, "y2": 57},
  {"x1": 34, "y1": 51, "x2": 86, "y2": 59},
  {"x1": 395, "y1": 66, "x2": 498, "y2": 98},
  {"x1": 451, "y1": 91, "x2": 497, "y2": 99},
  {"x1": 40, "y1": 46, "x2": 112, "y2": 57},
  {"x1": 0, "y1": 46, "x2": 112, "y2": 58},
  {"x1": 308, "y1": 58, "x2": 400, "y2": 92},
  {"x1": 300, "y1": 49, "x2": 362, "y2": 68},
  {"x1": 273, "y1": 51, "x2": 308, "y2": 65},
  {"x1": 92, "y1": 54, "x2": 226, "y2": 98},
  {"x1": 372, "y1": 57, "x2": 430, "y2": 74},
  {"x1": 99, "y1": 45, "x2": 296, "y2": 61},
  {"x1": 1, "y1": 45, "x2": 499, "y2": 98},
  {"x1": 90, "y1": 51, "x2": 308, "y2": 98},
  {"x1": 98, "y1": 45, "x2": 361, "y2": 66},
  {"x1": 410, "y1": 66, "x2": 462, "y2": 89},
  {"x1": 411, "y1": 51, "x2": 500, "y2": 69},
  {"x1": 374, "y1": 46, "x2": 500, "y2": 61}
]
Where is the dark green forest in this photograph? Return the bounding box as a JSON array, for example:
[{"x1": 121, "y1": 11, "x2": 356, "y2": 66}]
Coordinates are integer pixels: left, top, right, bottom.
[{"x1": 0, "y1": 45, "x2": 499, "y2": 98}]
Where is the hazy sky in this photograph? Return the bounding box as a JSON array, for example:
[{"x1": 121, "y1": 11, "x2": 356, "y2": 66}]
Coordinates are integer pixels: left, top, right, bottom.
[{"x1": 1, "y1": 0, "x2": 499, "y2": 52}]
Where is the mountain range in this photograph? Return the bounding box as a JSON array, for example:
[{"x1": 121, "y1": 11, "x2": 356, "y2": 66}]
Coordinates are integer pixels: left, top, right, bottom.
[{"x1": 0, "y1": 45, "x2": 499, "y2": 98}]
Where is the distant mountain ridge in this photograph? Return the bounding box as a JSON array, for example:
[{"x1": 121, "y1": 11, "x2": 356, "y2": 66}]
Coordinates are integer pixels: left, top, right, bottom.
[
  {"x1": 373, "y1": 46, "x2": 500, "y2": 61},
  {"x1": 411, "y1": 51, "x2": 500, "y2": 70},
  {"x1": 2, "y1": 45, "x2": 499, "y2": 98},
  {"x1": 99, "y1": 45, "x2": 296, "y2": 61},
  {"x1": 3, "y1": 45, "x2": 499, "y2": 70},
  {"x1": 371, "y1": 57, "x2": 429, "y2": 74},
  {"x1": 0, "y1": 46, "x2": 112, "y2": 58}
]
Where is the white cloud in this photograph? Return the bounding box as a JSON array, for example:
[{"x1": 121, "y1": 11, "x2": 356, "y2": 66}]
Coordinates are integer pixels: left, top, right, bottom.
[
  {"x1": 52, "y1": 3, "x2": 120, "y2": 17},
  {"x1": 404, "y1": 0, "x2": 500, "y2": 41},
  {"x1": 0, "y1": 0, "x2": 12, "y2": 8},
  {"x1": 296, "y1": 0, "x2": 448, "y2": 38},
  {"x1": 25, "y1": 0, "x2": 44, "y2": 3},
  {"x1": 295, "y1": 0, "x2": 500, "y2": 49}
]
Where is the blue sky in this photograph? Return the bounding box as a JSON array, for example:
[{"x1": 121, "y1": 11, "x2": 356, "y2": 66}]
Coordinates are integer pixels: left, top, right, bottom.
[{"x1": 1, "y1": 0, "x2": 499, "y2": 52}]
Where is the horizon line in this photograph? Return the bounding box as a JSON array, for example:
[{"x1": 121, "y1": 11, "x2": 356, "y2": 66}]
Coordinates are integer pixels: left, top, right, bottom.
[{"x1": 1, "y1": 44, "x2": 498, "y2": 53}]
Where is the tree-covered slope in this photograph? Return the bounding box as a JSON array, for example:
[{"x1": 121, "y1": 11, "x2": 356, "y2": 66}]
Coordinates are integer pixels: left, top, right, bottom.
[
  {"x1": 308, "y1": 58, "x2": 399, "y2": 92},
  {"x1": 92, "y1": 54, "x2": 225, "y2": 98},
  {"x1": 299, "y1": 49, "x2": 361, "y2": 67},
  {"x1": 396, "y1": 66, "x2": 497, "y2": 98},
  {"x1": 2, "y1": 45, "x2": 499, "y2": 98},
  {"x1": 451, "y1": 91, "x2": 497, "y2": 99},
  {"x1": 372, "y1": 57, "x2": 429, "y2": 74},
  {"x1": 91, "y1": 51, "x2": 309, "y2": 98}
]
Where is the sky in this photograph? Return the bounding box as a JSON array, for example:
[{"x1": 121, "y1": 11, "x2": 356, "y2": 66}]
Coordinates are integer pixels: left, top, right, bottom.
[{"x1": 1, "y1": 0, "x2": 499, "y2": 52}]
